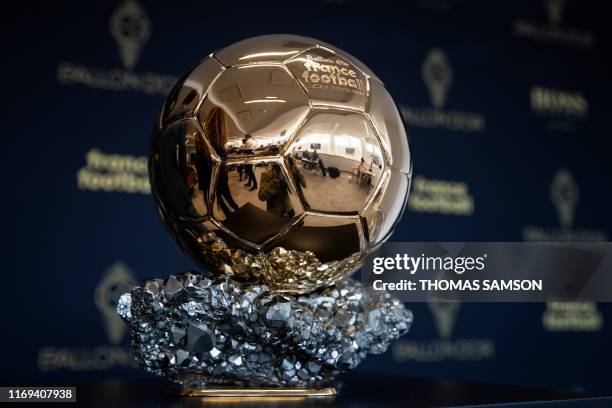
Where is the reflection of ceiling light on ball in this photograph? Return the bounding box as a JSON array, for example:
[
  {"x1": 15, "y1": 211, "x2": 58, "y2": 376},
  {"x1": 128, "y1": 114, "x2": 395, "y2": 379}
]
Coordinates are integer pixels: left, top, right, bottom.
[{"x1": 244, "y1": 99, "x2": 287, "y2": 104}]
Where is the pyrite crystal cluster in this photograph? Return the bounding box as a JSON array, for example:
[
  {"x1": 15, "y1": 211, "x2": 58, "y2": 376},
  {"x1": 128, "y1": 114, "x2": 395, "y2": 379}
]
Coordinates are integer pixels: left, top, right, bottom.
[
  {"x1": 118, "y1": 35, "x2": 413, "y2": 391},
  {"x1": 117, "y1": 272, "x2": 412, "y2": 388}
]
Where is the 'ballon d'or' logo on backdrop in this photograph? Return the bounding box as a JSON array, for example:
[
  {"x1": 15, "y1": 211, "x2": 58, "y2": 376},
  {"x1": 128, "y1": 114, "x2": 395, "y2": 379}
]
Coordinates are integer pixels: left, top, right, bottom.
[
  {"x1": 38, "y1": 263, "x2": 138, "y2": 371},
  {"x1": 56, "y1": 0, "x2": 177, "y2": 95},
  {"x1": 392, "y1": 300, "x2": 495, "y2": 362},
  {"x1": 400, "y1": 48, "x2": 485, "y2": 133},
  {"x1": 513, "y1": 0, "x2": 595, "y2": 48}
]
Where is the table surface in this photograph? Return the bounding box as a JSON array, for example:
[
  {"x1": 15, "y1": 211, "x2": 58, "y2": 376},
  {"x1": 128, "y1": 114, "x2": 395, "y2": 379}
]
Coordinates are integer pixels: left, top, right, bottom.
[{"x1": 31, "y1": 373, "x2": 612, "y2": 408}]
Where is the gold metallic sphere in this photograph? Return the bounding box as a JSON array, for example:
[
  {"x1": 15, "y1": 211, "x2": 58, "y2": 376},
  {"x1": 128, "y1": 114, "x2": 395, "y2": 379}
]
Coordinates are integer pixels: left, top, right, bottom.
[{"x1": 149, "y1": 34, "x2": 412, "y2": 293}]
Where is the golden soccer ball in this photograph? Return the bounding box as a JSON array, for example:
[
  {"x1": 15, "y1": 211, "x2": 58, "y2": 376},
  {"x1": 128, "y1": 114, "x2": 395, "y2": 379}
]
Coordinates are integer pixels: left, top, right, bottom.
[{"x1": 149, "y1": 34, "x2": 411, "y2": 293}]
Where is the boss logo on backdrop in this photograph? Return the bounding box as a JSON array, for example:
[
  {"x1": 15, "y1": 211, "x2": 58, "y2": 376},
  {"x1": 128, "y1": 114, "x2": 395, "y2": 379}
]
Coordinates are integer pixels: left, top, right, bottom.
[
  {"x1": 38, "y1": 262, "x2": 138, "y2": 371},
  {"x1": 400, "y1": 48, "x2": 486, "y2": 133},
  {"x1": 77, "y1": 148, "x2": 150, "y2": 194},
  {"x1": 513, "y1": 0, "x2": 595, "y2": 48},
  {"x1": 530, "y1": 86, "x2": 589, "y2": 128},
  {"x1": 408, "y1": 175, "x2": 474, "y2": 216},
  {"x1": 56, "y1": 0, "x2": 177, "y2": 95},
  {"x1": 530, "y1": 86, "x2": 588, "y2": 132},
  {"x1": 392, "y1": 300, "x2": 495, "y2": 362}
]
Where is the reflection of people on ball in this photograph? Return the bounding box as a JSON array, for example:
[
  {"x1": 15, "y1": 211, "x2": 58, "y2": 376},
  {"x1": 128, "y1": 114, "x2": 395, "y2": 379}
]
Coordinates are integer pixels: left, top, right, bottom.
[
  {"x1": 288, "y1": 156, "x2": 307, "y2": 195},
  {"x1": 203, "y1": 107, "x2": 240, "y2": 216},
  {"x1": 358, "y1": 157, "x2": 367, "y2": 173},
  {"x1": 258, "y1": 163, "x2": 294, "y2": 217},
  {"x1": 243, "y1": 134, "x2": 258, "y2": 191},
  {"x1": 356, "y1": 157, "x2": 370, "y2": 184}
]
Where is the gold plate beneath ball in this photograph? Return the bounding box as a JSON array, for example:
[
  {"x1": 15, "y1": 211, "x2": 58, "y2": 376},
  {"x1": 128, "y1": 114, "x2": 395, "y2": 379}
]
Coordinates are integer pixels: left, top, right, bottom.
[{"x1": 179, "y1": 387, "x2": 336, "y2": 398}]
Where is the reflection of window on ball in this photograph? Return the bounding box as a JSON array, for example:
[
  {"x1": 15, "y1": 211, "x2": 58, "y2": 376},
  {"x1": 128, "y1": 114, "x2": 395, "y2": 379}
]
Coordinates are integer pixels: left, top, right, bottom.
[{"x1": 149, "y1": 34, "x2": 411, "y2": 293}]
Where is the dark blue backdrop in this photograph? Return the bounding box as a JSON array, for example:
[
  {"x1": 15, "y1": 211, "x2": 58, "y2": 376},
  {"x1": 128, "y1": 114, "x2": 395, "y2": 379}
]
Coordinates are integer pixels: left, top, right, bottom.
[{"x1": 4, "y1": 0, "x2": 612, "y2": 393}]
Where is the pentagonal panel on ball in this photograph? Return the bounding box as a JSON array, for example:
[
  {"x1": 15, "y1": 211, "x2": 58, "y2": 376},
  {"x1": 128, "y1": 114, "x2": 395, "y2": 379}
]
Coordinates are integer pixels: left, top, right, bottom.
[
  {"x1": 197, "y1": 65, "x2": 310, "y2": 160},
  {"x1": 286, "y1": 47, "x2": 369, "y2": 111},
  {"x1": 284, "y1": 109, "x2": 386, "y2": 214},
  {"x1": 160, "y1": 57, "x2": 225, "y2": 127},
  {"x1": 366, "y1": 79, "x2": 411, "y2": 174},
  {"x1": 211, "y1": 159, "x2": 304, "y2": 245},
  {"x1": 149, "y1": 118, "x2": 214, "y2": 222},
  {"x1": 214, "y1": 34, "x2": 316, "y2": 66}
]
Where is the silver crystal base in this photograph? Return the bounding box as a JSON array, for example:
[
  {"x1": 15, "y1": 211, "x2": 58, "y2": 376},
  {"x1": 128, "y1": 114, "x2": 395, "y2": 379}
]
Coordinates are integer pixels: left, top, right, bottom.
[{"x1": 117, "y1": 272, "x2": 412, "y2": 389}]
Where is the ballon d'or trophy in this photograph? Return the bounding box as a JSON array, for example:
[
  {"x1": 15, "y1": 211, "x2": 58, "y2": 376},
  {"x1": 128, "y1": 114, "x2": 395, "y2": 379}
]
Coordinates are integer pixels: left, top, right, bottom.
[{"x1": 117, "y1": 34, "x2": 413, "y2": 398}]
